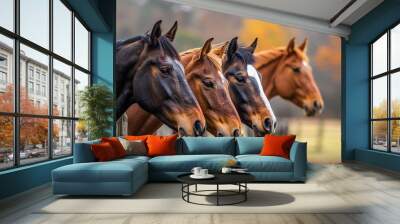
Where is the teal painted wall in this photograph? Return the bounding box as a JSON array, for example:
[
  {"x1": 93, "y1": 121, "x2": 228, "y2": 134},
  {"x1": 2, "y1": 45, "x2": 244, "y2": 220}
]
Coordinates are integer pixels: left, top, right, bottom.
[
  {"x1": 0, "y1": 0, "x2": 116, "y2": 200},
  {"x1": 343, "y1": 0, "x2": 400, "y2": 170}
]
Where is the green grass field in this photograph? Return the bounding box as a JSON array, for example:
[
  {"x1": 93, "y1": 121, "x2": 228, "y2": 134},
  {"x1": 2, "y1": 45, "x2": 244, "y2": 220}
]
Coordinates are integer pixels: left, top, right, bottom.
[{"x1": 287, "y1": 118, "x2": 341, "y2": 163}]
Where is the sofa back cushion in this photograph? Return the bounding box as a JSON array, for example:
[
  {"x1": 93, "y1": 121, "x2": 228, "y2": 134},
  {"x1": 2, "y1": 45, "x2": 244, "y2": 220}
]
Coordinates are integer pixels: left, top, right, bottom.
[
  {"x1": 235, "y1": 137, "x2": 264, "y2": 155},
  {"x1": 73, "y1": 139, "x2": 100, "y2": 163},
  {"x1": 179, "y1": 137, "x2": 235, "y2": 155}
]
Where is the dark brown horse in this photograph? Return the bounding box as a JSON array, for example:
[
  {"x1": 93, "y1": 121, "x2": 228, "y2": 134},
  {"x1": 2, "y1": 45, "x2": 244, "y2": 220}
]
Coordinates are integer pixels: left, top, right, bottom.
[
  {"x1": 126, "y1": 38, "x2": 242, "y2": 136},
  {"x1": 116, "y1": 21, "x2": 205, "y2": 136},
  {"x1": 222, "y1": 37, "x2": 277, "y2": 136},
  {"x1": 254, "y1": 38, "x2": 324, "y2": 116}
]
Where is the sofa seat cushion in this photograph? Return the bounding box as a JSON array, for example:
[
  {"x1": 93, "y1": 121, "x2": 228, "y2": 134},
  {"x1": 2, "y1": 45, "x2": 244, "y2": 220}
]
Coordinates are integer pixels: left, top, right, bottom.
[
  {"x1": 53, "y1": 159, "x2": 147, "y2": 183},
  {"x1": 149, "y1": 155, "x2": 235, "y2": 172},
  {"x1": 236, "y1": 155, "x2": 293, "y2": 172}
]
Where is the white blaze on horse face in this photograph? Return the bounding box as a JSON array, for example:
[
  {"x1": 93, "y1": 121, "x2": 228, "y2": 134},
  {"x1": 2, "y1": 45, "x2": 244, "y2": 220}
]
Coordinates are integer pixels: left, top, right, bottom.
[
  {"x1": 218, "y1": 71, "x2": 228, "y2": 85},
  {"x1": 247, "y1": 64, "x2": 277, "y2": 131}
]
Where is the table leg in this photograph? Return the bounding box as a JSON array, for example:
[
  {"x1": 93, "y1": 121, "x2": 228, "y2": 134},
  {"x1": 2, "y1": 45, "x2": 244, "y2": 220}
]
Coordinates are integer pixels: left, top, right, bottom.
[
  {"x1": 195, "y1": 184, "x2": 198, "y2": 192},
  {"x1": 217, "y1": 184, "x2": 219, "y2": 206}
]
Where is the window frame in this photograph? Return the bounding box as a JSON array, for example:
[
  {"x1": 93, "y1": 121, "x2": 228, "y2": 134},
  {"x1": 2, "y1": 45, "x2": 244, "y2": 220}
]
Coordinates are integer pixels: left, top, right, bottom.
[
  {"x1": 0, "y1": 0, "x2": 92, "y2": 171},
  {"x1": 370, "y1": 20, "x2": 400, "y2": 154}
]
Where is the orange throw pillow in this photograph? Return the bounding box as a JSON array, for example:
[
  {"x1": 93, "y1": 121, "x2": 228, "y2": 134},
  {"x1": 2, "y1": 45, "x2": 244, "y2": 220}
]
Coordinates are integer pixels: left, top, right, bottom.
[
  {"x1": 91, "y1": 142, "x2": 117, "y2": 161},
  {"x1": 260, "y1": 134, "x2": 296, "y2": 159},
  {"x1": 101, "y1": 137, "x2": 126, "y2": 158},
  {"x1": 146, "y1": 135, "x2": 178, "y2": 157}
]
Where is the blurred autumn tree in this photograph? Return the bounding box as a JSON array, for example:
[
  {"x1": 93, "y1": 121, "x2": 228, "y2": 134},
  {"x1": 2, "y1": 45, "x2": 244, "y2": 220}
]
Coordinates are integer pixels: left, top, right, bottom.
[
  {"x1": 372, "y1": 99, "x2": 400, "y2": 142},
  {"x1": 314, "y1": 36, "x2": 341, "y2": 81},
  {"x1": 0, "y1": 85, "x2": 59, "y2": 150},
  {"x1": 239, "y1": 19, "x2": 292, "y2": 51}
]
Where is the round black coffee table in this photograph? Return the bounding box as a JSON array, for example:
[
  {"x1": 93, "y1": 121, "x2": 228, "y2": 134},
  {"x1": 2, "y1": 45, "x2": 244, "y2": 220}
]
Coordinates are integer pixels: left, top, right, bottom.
[{"x1": 177, "y1": 173, "x2": 255, "y2": 206}]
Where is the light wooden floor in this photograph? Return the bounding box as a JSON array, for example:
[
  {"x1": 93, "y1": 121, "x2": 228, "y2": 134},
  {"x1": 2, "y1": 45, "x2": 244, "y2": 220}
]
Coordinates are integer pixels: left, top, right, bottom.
[{"x1": 1, "y1": 162, "x2": 400, "y2": 224}]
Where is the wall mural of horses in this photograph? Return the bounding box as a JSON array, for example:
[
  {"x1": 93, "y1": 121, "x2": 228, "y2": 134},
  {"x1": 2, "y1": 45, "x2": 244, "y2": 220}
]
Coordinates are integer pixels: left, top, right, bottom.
[
  {"x1": 116, "y1": 20, "x2": 206, "y2": 136},
  {"x1": 126, "y1": 36, "x2": 242, "y2": 137},
  {"x1": 116, "y1": 20, "x2": 324, "y2": 137}
]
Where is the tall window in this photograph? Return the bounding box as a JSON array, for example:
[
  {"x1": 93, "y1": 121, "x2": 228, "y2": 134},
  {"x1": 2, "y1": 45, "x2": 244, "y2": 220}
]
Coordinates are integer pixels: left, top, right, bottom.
[
  {"x1": 371, "y1": 23, "x2": 400, "y2": 153},
  {"x1": 0, "y1": 0, "x2": 91, "y2": 170}
]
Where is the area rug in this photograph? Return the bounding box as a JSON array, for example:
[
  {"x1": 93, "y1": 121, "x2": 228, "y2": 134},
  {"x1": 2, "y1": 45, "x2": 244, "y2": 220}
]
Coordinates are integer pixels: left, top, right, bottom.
[{"x1": 37, "y1": 183, "x2": 362, "y2": 214}]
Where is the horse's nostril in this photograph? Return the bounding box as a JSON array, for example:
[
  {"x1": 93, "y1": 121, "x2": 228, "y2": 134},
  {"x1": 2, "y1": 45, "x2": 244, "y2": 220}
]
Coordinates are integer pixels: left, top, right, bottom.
[
  {"x1": 217, "y1": 132, "x2": 224, "y2": 137},
  {"x1": 178, "y1": 127, "x2": 187, "y2": 137},
  {"x1": 233, "y1": 129, "x2": 240, "y2": 137},
  {"x1": 313, "y1": 101, "x2": 321, "y2": 110},
  {"x1": 193, "y1": 120, "x2": 204, "y2": 136},
  {"x1": 263, "y1": 118, "x2": 272, "y2": 132}
]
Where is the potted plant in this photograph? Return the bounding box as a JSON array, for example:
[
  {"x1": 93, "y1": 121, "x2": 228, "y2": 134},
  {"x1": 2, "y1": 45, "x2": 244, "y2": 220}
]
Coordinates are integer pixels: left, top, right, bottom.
[{"x1": 79, "y1": 84, "x2": 113, "y2": 140}]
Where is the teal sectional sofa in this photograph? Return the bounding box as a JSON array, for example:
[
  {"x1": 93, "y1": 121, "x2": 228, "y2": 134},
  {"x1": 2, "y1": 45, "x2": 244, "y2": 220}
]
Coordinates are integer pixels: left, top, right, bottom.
[{"x1": 52, "y1": 137, "x2": 307, "y2": 196}]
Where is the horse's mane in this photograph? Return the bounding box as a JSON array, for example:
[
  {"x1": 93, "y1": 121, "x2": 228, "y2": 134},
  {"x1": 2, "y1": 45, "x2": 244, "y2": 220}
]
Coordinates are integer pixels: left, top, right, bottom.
[
  {"x1": 180, "y1": 47, "x2": 221, "y2": 69},
  {"x1": 116, "y1": 35, "x2": 144, "y2": 50},
  {"x1": 117, "y1": 35, "x2": 180, "y2": 60},
  {"x1": 256, "y1": 47, "x2": 309, "y2": 64},
  {"x1": 236, "y1": 47, "x2": 255, "y2": 65}
]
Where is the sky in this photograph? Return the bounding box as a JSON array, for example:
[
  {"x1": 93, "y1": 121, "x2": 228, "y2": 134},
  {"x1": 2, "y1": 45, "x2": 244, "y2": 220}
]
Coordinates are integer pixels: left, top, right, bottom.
[{"x1": 0, "y1": 0, "x2": 89, "y2": 73}]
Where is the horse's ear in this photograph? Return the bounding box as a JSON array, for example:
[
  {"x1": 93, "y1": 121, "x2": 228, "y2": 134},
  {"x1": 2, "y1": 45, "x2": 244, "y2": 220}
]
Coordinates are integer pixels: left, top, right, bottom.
[
  {"x1": 299, "y1": 38, "x2": 308, "y2": 53},
  {"x1": 200, "y1": 38, "x2": 214, "y2": 59},
  {"x1": 211, "y1": 41, "x2": 229, "y2": 58},
  {"x1": 247, "y1": 38, "x2": 258, "y2": 53},
  {"x1": 164, "y1": 21, "x2": 178, "y2": 42},
  {"x1": 227, "y1": 37, "x2": 238, "y2": 61},
  {"x1": 286, "y1": 38, "x2": 295, "y2": 53},
  {"x1": 150, "y1": 20, "x2": 162, "y2": 46}
]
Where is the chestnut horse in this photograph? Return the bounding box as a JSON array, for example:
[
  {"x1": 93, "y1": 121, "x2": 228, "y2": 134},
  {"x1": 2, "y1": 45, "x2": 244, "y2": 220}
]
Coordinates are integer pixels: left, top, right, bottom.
[
  {"x1": 116, "y1": 21, "x2": 205, "y2": 136},
  {"x1": 127, "y1": 37, "x2": 242, "y2": 136},
  {"x1": 222, "y1": 37, "x2": 277, "y2": 136},
  {"x1": 254, "y1": 38, "x2": 324, "y2": 116}
]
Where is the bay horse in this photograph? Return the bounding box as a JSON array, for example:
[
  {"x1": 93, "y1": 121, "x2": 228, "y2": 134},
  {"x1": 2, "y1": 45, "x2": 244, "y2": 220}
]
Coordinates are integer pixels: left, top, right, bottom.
[
  {"x1": 126, "y1": 37, "x2": 242, "y2": 136},
  {"x1": 222, "y1": 37, "x2": 277, "y2": 136},
  {"x1": 254, "y1": 38, "x2": 324, "y2": 116},
  {"x1": 116, "y1": 20, "x2": 205, "y2": 136}
]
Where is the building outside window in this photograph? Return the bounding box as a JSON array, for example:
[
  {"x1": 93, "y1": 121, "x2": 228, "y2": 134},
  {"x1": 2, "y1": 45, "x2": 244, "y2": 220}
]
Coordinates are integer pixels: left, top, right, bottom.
[
  {"x1": 370, "y1": 23, "x2": 400, "y2": 154},
  {"x1": 0, "y1": 0, "x2": 91, "y2": 170}
]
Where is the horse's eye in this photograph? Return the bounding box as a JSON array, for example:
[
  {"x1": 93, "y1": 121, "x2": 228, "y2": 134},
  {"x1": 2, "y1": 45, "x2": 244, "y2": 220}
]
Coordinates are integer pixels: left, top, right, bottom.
[
  {"x1": 292, "y1": 67, "x2": 301, "y2": 73},
  {"x1": 160, "y1": 64, "x2": 172, "y2": 74},
  {"x1": 235, "y1": 75, "x2": 245, "y2": 83},
  {"x1": 202, "y1": 79, "x2": 215, "y2": 88}
]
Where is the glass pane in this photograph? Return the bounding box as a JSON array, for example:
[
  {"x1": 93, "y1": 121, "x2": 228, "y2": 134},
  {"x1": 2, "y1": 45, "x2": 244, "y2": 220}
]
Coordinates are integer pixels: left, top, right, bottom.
[
  {"x1": 75, "y1": 120, "x2": 88, "y2": 143},
  {"x1": 74, "y1": 69, "x2": 89, "y2": 118},
  {"x1": 372, "y1": 33, "x2": 387, "y2": 76},
  {"x1": 372, "y1": 76, "x2": 387, "y2": 119},
  {"x1": 74, "y1": 18, "x2": 89, "y2": 70},
  {"x1": 20, "y1": 44, "x2": 49, "y2": 115},
  {"x1": 0, "y1": 116, "x2": 14, "y2": 170},
  {"x1": 53, "y1": 119, "x2": 72, "y2": 157},
  {"x1": 20, "y1": 0, "x2": 49, "y2": 48},
  {"x1": 372, "y1": 121, "x2": 388, "y2": 151},
  {"x1": 0, "y1": 35, "x2": 14, "y2": 112},
  {"x1": 20, "y1": 117, "x2": 49, "y2": 165},
  {"x1": 391, "y1": 120, "x2": 400, "y2": 153},
  {"x1": 391, "y1": 24, "x2": 400, "y2": 70},
  {"x1": 53, "y1": 59, "x2": 72, "y2": 117},
  {"x1": 391, "y1": 72, "x2": 400, "y2": 118},
  {"x1": 53, "y1": 0, "x2": 72, "y2": 60},
  {"x1": 0, "y1": 0, "x2": 14, "y2": 31}
]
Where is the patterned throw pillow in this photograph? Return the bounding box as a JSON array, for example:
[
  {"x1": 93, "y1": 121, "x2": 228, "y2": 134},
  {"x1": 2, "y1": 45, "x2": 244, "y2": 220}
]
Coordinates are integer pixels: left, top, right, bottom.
[{"x1": 118, "y1": 137, "x2": 147, "y2": 156}]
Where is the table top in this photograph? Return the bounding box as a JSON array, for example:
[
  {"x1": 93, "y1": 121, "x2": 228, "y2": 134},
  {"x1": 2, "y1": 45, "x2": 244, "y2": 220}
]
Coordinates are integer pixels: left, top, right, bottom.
[{"x1": 177, "y1": 172, "x2": 255, "y2": 185}]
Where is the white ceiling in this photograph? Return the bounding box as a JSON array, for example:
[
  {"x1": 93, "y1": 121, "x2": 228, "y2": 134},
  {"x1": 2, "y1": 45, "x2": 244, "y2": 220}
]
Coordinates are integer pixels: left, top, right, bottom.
[{"x1": 166, "y1": 0, "x2": 384, "y2": 38}]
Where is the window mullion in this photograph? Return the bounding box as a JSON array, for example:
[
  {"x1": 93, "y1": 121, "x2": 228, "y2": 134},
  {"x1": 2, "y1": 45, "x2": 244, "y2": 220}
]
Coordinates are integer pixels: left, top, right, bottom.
[
  {"x1": 48, "y1": 0, "x2": 53, "y2": 160},
  {"x1": 388, "y1": 30, "x2": 391, "y2": 152},
  {"x1": 71, "y1": 10, "x2": 76, "y2": 155}
]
